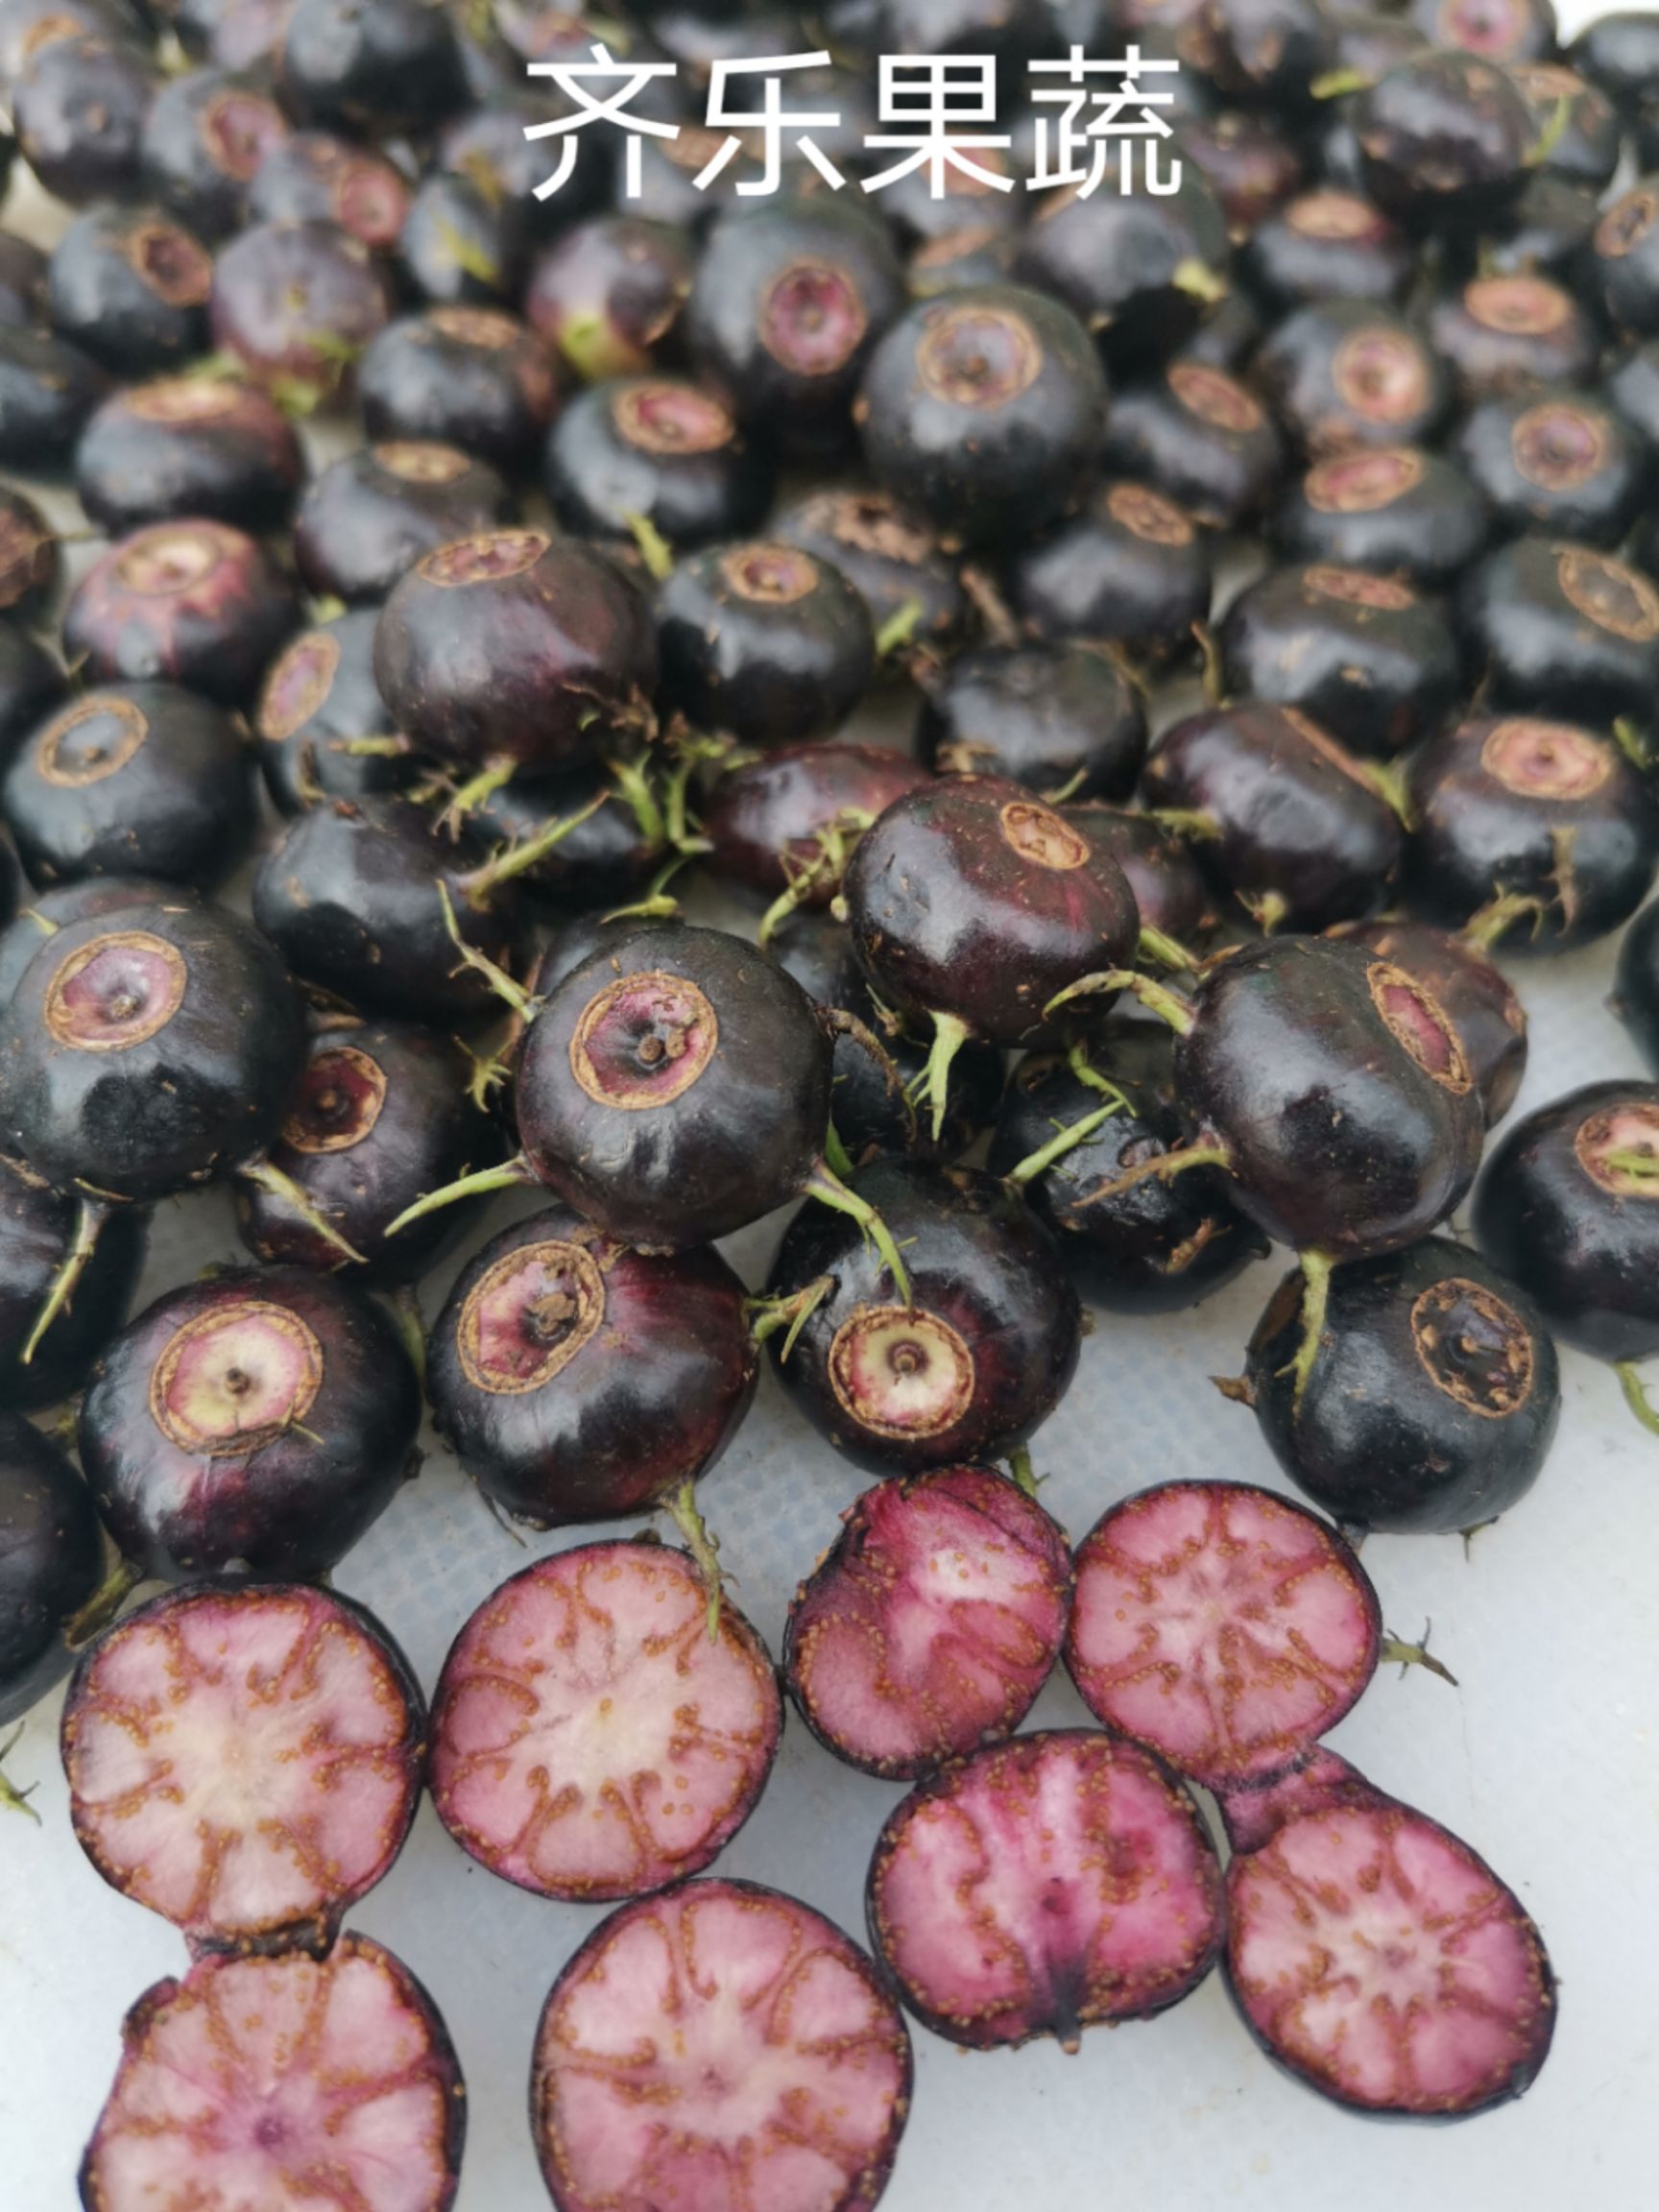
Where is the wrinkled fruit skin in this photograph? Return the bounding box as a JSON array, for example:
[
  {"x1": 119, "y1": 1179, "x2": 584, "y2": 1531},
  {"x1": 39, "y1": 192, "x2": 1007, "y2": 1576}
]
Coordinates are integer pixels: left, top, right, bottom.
[
  {"x1": 765, "y1": 1160, "x2": 1082, "y2": 1477},
  {"x1": 0, "y1": 1154, "x2": 146, "y2": 1411},
  {"x1": 784, "y1": 1463, "x2": 1073, "y2": 1780},
  {"x1": 1247, "y1": 1237, "x2": 1561, "y2": 1533},
  {"x1": 867, "y1": 1729, "x2": 1226, "y2": 2051},
  {"x1": 0, "y1": 1411, "x2": 106, "y2": 1726},
  {"x1": 427, "y1": 1206, "x2": 757, "y2": 1527},
  {"x1": 79, "y1": 1265, "x2": 421, "y2": 1581},
  {"x1": 1332, "y1": 916, "x2": 1527, "y2": 1126}
]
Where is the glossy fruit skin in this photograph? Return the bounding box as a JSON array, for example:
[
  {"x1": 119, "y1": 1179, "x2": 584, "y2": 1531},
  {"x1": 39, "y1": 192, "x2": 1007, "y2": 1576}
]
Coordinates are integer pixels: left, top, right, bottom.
[
  {"x1": 921, "y1": 644, "x2": 1146, "y2": 802},
  {"x1": 1008, "y1": 480, "x2": 1213, "y2": 665},
  {"x1": 358, "y1": 307, "x2": 560, "y2": 475},
  {"x1": 543, "y1": 376, "x2": 772, "y2": 550},
  {"x1": 1240, "y1": 189, "x2": 1412, "y2": 311},
  {"x1": 516, "y1": 923, "x2": 833, "y2": 1249},
  {"x1": 765, "y1": 1159, "x2": 1082, "y2": 1476},
  {"x1": 249, "y1": 131, "x2": 412, "y2": 249},
  {"x1": 856, "y1": 284, "x2": 1109, "y2": 550},
  {"x1": 252, "y1": 798, "x2": 523, "y2": 1025},
  {"x1": 838, "y1": 1019, "x2": 1006, "y2": 1166},
  {"x1": 472, "y1": 760, "x2": 667, "y2": 909},
  {"x1": 64, "y1": 519, "x2": 298, "y2": 708},
  {"x1": 1332, "y1": 916, "x2": 1527, "y2": 1125},
  {"x1": 525, "y1": 215, "x2": 695, "y2": 383},
  {"x1": 255, "y1": 610, "x2": 418, "y2": 815},
  {"x1": 1257, "y1": 301, "x2": 1449, "y2": 457},
  {"x1": 1590, "y1": 180, "x2": 1659, "y2": 338},
  {"x1": 15, "y1": 34, "x2": 157, "y2": 205},
  {"x1": 0, "y1": 1412, "x2": 105, "y2": 1724},
  {"x1": 1455, "y1": 390, "x2": 1642, "y2": 548},
  {"x1": 1014, "y1": 172, "x2": 1232, "y2": 372},
  {"x1": 1356, "y1": 50, "x2": 1534, "y2": 228},
  {"x1": 0, "y1": 625, "x2": 71, "y2": 770},
  {"x1": 0, "y1": 487, "x2": 58, "y2": 626},
  {"x1": 1, "y1": 1155, "x2": 145, "y2": 1412},
  {"x1": 437, "y1": 97, "x2": 594, "y2": 224},
  {"x1": 0, "y1": 326, "x2": 112, "y2": 474},
  {"x1": 0, "y1": 876, "x2": 196, "y2": 1008},
  {"x1": 1247, "y1": 1236, "x2": 1560, "y2": 1533},
  {"x1": 1456, "y1": 535, "x2": 1659, "y2": 723},
  {"x1": 1144, "y1": 703, "x2": 1403, "y2": 927},
  {"x1": 0, "y1": 898, "x2": 305, "y2": 1202},
  {"x1": 1179, "y1": 109, "x2": 1305, "y2": 235},
  {"x1": 1099, "y1": 363, "x2": 1286, "y2": 531},
  {"x1": 1428, "y1": 274, "x2": 1599, "y2": 401},
  {"x1": 767, "y1": 910, "x2": 870, "y2": 1017},
  {"x1": 1176, "y1": 283, "x2": 1263, "y2": 372},
  {"x1": 75, "y1": 375, "x2": 303, "y2": 537},
  {"x1": 773, "y1": 488, "x2": 969, "y2": 663},
  {"x1": 398, "y1": 171, "x2": 525, "y2": 310},
  {"x1": 140, "y1": 67, "x2": 291, "y2": 244},
  {"x1": 375, "y1": 529, "x2": 657, "y2": 774},
  {"x1": 1270, "y1": 445, "x2": 1491, "y2": 589},
  {"x1": 657, "y1": 542, "x2": 875, "y2": 747},
  {"x1": 427, "y1": 1206, "x2": 757, "y2": 1527},
  {"x1": 0, "y1": 0, "x2": 141, "y2": 77},
  {"x1": 46, "y1": 206, "x2": 212, "y2": 379},
  {"x1": 1571, "y1": 11, "x2": 1659, "y2": 109},
  {"x1": 2, "y1": 681, "x2": 257, "y2": 890},
  {"x1": 703, "y1": 743, "x2": 928, "y2": 904},
  {"x1": 1477, "y1": 1080, "x2": 1659, "y2": 1360},
  {"x1": 847, "y1": 775, "x2": 1142, "y2": 1046},
  {"x1": 1615, "y1": 901, "x2": 1659, "y2": 1070},
  {"x1": 1473, "y1": 172, "x2": 1601, "y2": 281},
  {"x1": 237, "y1": 1022, "x2": 500, "y2": 1282},
  {"x1": 1176, "y1": 934, "x2": 1486, "y2": 1259},
  {"x1": 79, "y1": 1266, "x2": 421, "y2": 1582},
  {"x1": 280, "y1": 0, "x2": 460, "y2": 132},
  {"x1": 209, "y1": 219, "x2": 395, "y2": 399},
  {"x1": 1407, "y1": 715, "x2": 1659, "y2": 950},
  {"x1": 991, "y1": 1047, "x2": 1269, "y2": 1311},
  {"x1": 1064, "y1": 805, "x2": 1216, "y2": 943},
  {"x1": 293, "y1": 442, "x2": 514, "y2": 606},
  {"x1": 1219, "y1": 565, "x2": 1462, "y2": 760}
]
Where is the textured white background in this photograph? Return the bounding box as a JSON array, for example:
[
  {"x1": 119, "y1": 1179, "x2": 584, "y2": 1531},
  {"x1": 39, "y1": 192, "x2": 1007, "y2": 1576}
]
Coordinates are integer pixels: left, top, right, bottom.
[{"x1": 5, "y1": 4, "x2": 1659, "y2": 2201}]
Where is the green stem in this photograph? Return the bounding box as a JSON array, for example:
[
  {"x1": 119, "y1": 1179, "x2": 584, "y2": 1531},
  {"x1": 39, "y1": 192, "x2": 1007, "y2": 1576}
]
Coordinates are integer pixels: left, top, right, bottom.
[
  {"x1": 1618, "y1": 1361, "x2": 1659, "y2": 1436},
  {"x1": 1360, "y1": 757, "x2": 1413, "y2": 827},
  {"x1": 1007, "y1": 1445, "x2": 1039, "y2": 1501},
  {"x1": 437, "y1": 882, "x2": 535, "y2": 1016},
  {"x1": 1310, "y1": 64, "x2": 1370, "y2": 98},
  {"x1": 663, "y1": 1478, "x2": 724, "y2": 1640},
  {"x1": 919, "y1": 1011, "x2": 971, "y2": 1142},
  {"x1": 823, "y1": 1117, "x2": 855, "y2": 1181},
  {"x1": 1280, "y1": 1249, "x2": 1334, "y2": 1413},
  {"x1": 21, "y1": 1195, "x2": 109, "y2": 1366},
  {"x1": 875, "y1": 596, "x2": 925, "y2": 659},
  {"x1": 337, "y1": 734, "x2": 413, "y2": 758},
  {"x1": 435, "y1": 757, "x2": 516, "y2": 832},
  {"x1": 1193, "y1": 618, "x2": 1225, "y2": 704},
  {"x1": 1379, "y1": 1619, "x2": 1458, "y2": 1687},
  {"x1": 804, "y1": 1162, "x2": 912, "y2": 1310},
  {"x1": 1240, "y1": 888, "x2": 1289, "y2": 935},
  {"x1": 758, "y1": 833, "x2": 845, "y2": 949},
  {"x1": 1171, "y1": 256, "x2": 1227, "y2": 304},
  {"x1": 606, "y1": 755, "x2": 666, "y2": 849},
  {"x1": 0, "y1": 1726, "x2": 40, "y2": 1826},
  {"x1": 623, "y1": 510, "x2": 676, "y2": 582},
  {"x1": 468, "y1": 792, "x2": 611, "y2": 896},
  {"x1": 1462, "y1": 891, "x2": 1545, "y2": 956},
  {"x1": 1603, "y1": 1149, "x2": 1659, "y2": 1181},
  {"x1": 391, "y1": 1284, "x2": 426, "y2": 1385},
  {"x1": 1149, "y1": 806, "x2": 1222, "y2": 844},
  {"x1": 64, "y1": 1554, "x2": 143, "y2": 1650},
  {"x1": 1004, "y1": 1102, "x2": 1120, "y2": 1188},
  {"x1": 1046, "y1": 969, "x2": 1195, "y2": 1035},
  {"x1": 238, "y1": 1161, "x2": 366, "y2": 1266},
  {"x1": 1614, "y1": 717, "x2": 1652, "y2": 774},
  {"x1": 1067, "y1": 1041, "x2": 1131, "y2": 1106},
  {"x1": 747, "y1": 1273, "x2": 834, "y2": 1362},
  {"x1": 1074, "y1": 1140, "x2": 1232, "y2": 1205},
  {"x1": 1138, "y1": 924, "x2": 1201, "y2": 974},
  {"x1": 384, "y1": 1154, "x2": 536, "y2": 1238}
]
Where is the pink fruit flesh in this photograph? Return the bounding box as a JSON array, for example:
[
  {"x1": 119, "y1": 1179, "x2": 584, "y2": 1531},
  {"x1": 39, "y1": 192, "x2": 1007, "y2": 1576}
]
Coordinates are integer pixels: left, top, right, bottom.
[
  {"x1": 1066, "y1": 1479, "x2": 1382, "y2": 1790},
  {"x1": 867, "y1": 1729, "x2": 1224, "y2": 2052},
  {"x1": 80, "y1": 1935, "x2": 466, "y2": 2212},
  {"x1": 784, "y1": 1464, "x2": 1072, "y2": 1779},
  {"x1": 62, "y1": 1584, "x2": 424, "y2": 1956},
  {"x1": 428, "y1": 1541, "x2": 781, "y2": 1903},
  {"x1": 1225, "y1": 1763, "x2": 1556, "y2": 2117},
  {"x1": 533, "y1": 1876, "x2": 912, "y2": 2212}
]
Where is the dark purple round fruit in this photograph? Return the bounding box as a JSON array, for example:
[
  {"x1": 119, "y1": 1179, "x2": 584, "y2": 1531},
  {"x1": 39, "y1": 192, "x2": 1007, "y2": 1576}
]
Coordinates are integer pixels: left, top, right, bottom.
[
  {"x1": 80, "y1": 1264, "x2": 421, "y2": 1581},
  {"x1": 428, "y1": 1205, "x2": 757, "y2": 1527},
  {"x1": 1570, "y1": 9, "x2": 1659, "y2": 109},
  {"x1": 1256, "y1": 300, "x2": 1450, "y2": 456},
  {"x1": 1099, "y1": 361, "x2": 1286, "y2": 530},
  {"x1": 702, "y1": 741, "x2": 927, "y2": 905},
  {"x1": 1590, "y1": 178, "x2": 1659, "y2": 339},
  {"x1": 1246, "y1": 1235, "x2": 1559, "y2": 1533},
  {"x1": 1196, "y1": 0, "x2": 1335, "y2": 105},
  {"x1": 252, "y1": 797, "x2": 525, "y2": 1024},
  {"x1": 397, "y1": 170, "x2": 525, "y2": 309},
  {"x1": 255, "y1": 610, "x2": 418, "y2": 815},
  {"x1": 236, "y1": 1021, "x2": 501, "y2": 1282},
  {"x1": 46, "y1": 206, "x2": 212, "y2": 378},
  {"x1": 1, "y1": 1153, "x2": 145, "y2": 1411},
  {"x1": 1014, "y1": 171, "x2": 1233, "y2": 372},
  {"x1": 1456, "y1": 535, "x2": 1659, "y2": 722},
  {"x1": 1179, "y1": 108, "x2": 1305, "y2": 235},
  {"x1": 1615, "y1": 900, "x2": 1659, "y2": 1072},
  {"x1": 1064, "y1": 805, "x2": 1217, "y2": 943},
  {"x1": 0, "y1": 325, "x2": 111, "y2": 474},
  {"x1": 656, "y1": 541, "x2": 875, "y2": 747},
  {"x1": 1355, "y1": 49, "x2": 1535, "y2": 228},
  {"x1": 2, "y1": 681, "x2": 257, "y2": 890},
  {"x1": 1009, "y1": 480, "x2": 1213, "y2": 665},
  {"x1": 524, "y1": 214, "x2": 694, "y2": 382},
  {"x1": 436, "y1": 95, "x2": 583, "y2": 221},
  {"x1": 0, "y1": 621, "x2": 65, "y2": 773},
  {"x1": 1271, "y1": 445, "x2": 1491, "y2": 588},
  {"x1": 74, "y1": 374, "x2": 303, "y2": 536},
  {"x1": 358, "y1": 305, "x2": 561, "y2": 475},
  {"x1": 543, "y1": 375, "x2": 771, "y2": 551},
  {"x1": 1475, "y1": 170, "x2": 1601, "y2": 280},
  {"x1": 686, "y1": 195, "x2": 905, "y2": 457},
  {"x1": 0, "y1": 0, "x2": 139, "y2": 82},
  {"x1": 0, "y1": 897, "x2": 305, "y2": 1202},
  {"x1": 1475, "y1": 1079, "x2": 1659, "y2": 1363},
  {"x1": 293, "y1": 440, "x2": 514, "y2": 605},
  {"x1": 470, "y1": 758, "x2": 668, "y2": 910},
  {"x1": 1332, "y1": 915, "x2": 1527, "y2": 1125},
  {"x1": 1219, "y1": 565, "x2": 1463, "y2": 759},
  {"x1": 1407, "y1": 714, "x2": 1658, "y2": 949},
  {"x1": 249, "y1": 130, "x2": 412, "y2": 251},
  {"x1": 1429, "y1": 273, "x2": 1599, "y2": 401},
  {"x1": 907, "y1": 222, "x2": 1018, "y2": 298},
  {"x1": 209, "y1": 219, "x2": 395, "y2": 404},
  {"x1": 1143, "y1": 702, "x2": 1403, "y2": 927},
  {"x1": 856, "y1": 284, "x2": 1110, "y2": 551},
  {"x1": 1240, "y1": 188, "x2": 1412, "y2": 311},
  {"x1": 278, "y1": 0, "x2": 461, "y2": 134},
  {"x1": 0, "y1": 488, "x2": 58, "y2": 626},
  {"x1": 63, "y1": 519, "x2": 298, "y2": 706},
  {"x1": 991, "y1": 1043, "x2": 1269, "y2": 1310},
  {"x1": 172, "y1": 0, "x2": 293, "y2": 70},
  {"x1": 14, "y1": 33, "x2": 157, "y2": 205},
  {"x1": 0, "y1": 234, "x2": 48, "y2": 329},
  {"x1": 514, "y1": 922, "x2": 833, "y2": 1249},
  {"x1": 374, "y1": 527, "x2": 657, "y2": 774},
  {"x1": 920, "y1": 643, "x2": 1146, "y2": 801},
  {"x1": 765, "y1": 1158, "x2": 1081, "y2": 1475},
  {"x1": 773, "y1": 487, "x2": 969, "y2": 664},
  {"x1": 0, "y1": 1410, "x2": 105, "y2": 1723},
  {"x1": 0, "y1": 875, "x2": 195, "y2": 1007},
  {"x1": 1455, "y1": 390, "x2": 1642, "y2": 547},
  {"x1": 140, "y1": 66, "x2": 291, "y2": 243},
  {"x1": 1414, "y1": 0, "x2": 1555, "y2": 62}
]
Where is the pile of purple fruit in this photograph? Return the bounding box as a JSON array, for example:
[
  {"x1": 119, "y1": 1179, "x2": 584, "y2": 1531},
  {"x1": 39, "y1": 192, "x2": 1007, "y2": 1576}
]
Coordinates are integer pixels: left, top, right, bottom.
[{"x1": 11, "y1": 0, "x2": 1659, "y2": 2197}]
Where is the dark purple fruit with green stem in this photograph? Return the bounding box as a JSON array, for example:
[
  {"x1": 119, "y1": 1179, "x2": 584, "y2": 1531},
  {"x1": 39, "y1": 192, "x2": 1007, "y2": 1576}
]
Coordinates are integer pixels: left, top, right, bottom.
[
  {"x1": 1179, "y1": 108, "x2": 1305, "y2": 234},
  {"x1": 773, "y1": 487, "x2": 970, "y2": 667},
  {"x1": 1331, "y1": 915, "x2": 1528, "y2": 1125},
  {"x1": 63, "y1": 519, "x2": 298, "y2": 707},
  {"x1": 1012, "y1": 169, "x2": 1233, "y2": 372},
  {"x1": 867, "y1": 1730, "x2": 1225, "y2": 2052},
  {"x1": 0, "y1": 1152, "x2": 145, "y2": 1412},
  {"x1": 542, "y1": 375, "x2": 772, "y2": 552},
  {"x1": 1270, "y1": 444, "x2": 1491, "y2": 589},
  {"x1": 292, "y1": 441, "x2": 514, "y2": 606},
  {"x1": 844, "y1": 776, "x2": 1142, "y2": 1137},
  {"x1": 763, "y1": 1158, "x2": 1081, "y2": 1477},
  {"x1": 74, "y1": 375, "x2": 304, "y2": 536},
  {"x1": 1063, "y1": 806, "x2": 1216, "y2": 945},
  {"x1": 209, "y1": 219, "x2": 396, "y2": 408},
  {"x1": 79, "y1": 1263, "x2": 421, "y2": 1582},
  {"x1": 1098, "y1": 362, "x2": 1285, "y2": 531},
  {"x1": 920, "y1": 642, "x2": 1147, "y2": 802},
  {"x1": 701, "y1": 741, "x2": 927, "y2": 926},
  {"x1": 1457, "y1": 536, "x2": 1659, "y2": 724},
  {"x1": 1242, "y1": 1236, "x2": 1560, "y2": 1533},
  {"x1": 784, "y1": 1463, "x2": 1072, "y2": 1780},
  {"x1": 524, "y1": 215, "x2": 695, "y2": 382},
  {"x1": 834, "y1": 1017, "x2": 1007, "y2": 1167},
  {"x1": 357, "y1": 306, "x2": 560, "y2": 475},
  {"x1": 80, "y1": 1936, "x2": 467, "y2": 2211},
  {"x1": 397, "y1": 171, "x2": 525, "y2": 310},
  {"x1": 1354, "y1": 49, "x2": 1535, "y2": 228},
  {"x1": 255, "y1": 611, "x2": 420, "y2": 816},
  {"x1": 1007, "y1": 480, "x2": 1213, "y2": 669},
  {"x1": 249, "y1": 131, "x2": 412, "y2": 250},
  {"x1": 0, "y1": 1411, "x2": 107, "y2": 1737},
  {"x1": 0, "y1": 325, "x2": 112, "y2": 473},
  {"x1": 62, "y1": 1579, "x2": 425, "y2": 1955},
  {"x1": 469, "y1": 756, "x2": 674, "y2": 911}
]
